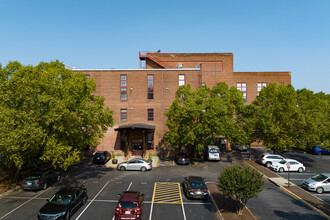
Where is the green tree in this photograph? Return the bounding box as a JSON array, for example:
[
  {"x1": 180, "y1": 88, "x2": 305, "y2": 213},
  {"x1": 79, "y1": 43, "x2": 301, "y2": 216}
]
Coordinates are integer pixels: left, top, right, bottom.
[
  {"x1": 253, "y1": 83, "x2": 299, "y2": 152},
  {"x1": 164, "y1": 82, "x2": 244, "y2": 154},
  {"x1": 295, "y1": 89, "x2": 330, "y2": 151},
  {"x1": 0, "y1": 61, "x2": 114, "y2": 181},
  {"x1": 217, "y1": 165, "x2": 264, "y2": 215}
]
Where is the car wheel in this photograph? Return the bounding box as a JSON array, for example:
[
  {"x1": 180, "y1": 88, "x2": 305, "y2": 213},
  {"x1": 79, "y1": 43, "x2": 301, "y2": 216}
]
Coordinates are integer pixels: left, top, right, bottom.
[
  {"x1": 57, "y1": 175, "x2": 61, "y2": 181},
  {"x1": 65, "y1": 210, "x2": 70, "y2": 220},
  {"x1": 316, "y1": 187, "x2": 324, "y2": 194},
  {"x1": 43, "y1": 183, "x2": 47, "y2": 190},
  {"x1": 266, "y1": 162, "x2": 271, "y2": 168},
  {"x1": 298, "y1": 167, "x2": 303, "y2": 173},
  {"x1": 82, "y1": 196, "x2": 87, "y2": 205},
  {"x1": 120, "y1": 166, "x2": 126, "y2": 171},
  {"x1": 279, "y1": 167, "x2": 284, "y2": 173},
  {"x1": 141, "y1": 167, "x2": 147, "y2": 172}
]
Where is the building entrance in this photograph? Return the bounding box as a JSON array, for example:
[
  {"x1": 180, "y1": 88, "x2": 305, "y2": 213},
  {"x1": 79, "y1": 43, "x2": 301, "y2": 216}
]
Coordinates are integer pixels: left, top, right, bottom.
[{"x1": 132, "y1": 139, "x2": 143, "y2": 156}]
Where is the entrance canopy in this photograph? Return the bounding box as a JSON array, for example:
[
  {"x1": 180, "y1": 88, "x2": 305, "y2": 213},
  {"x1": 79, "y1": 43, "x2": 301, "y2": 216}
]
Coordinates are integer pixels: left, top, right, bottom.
[{"x1": 114, "y1": 123, "x2": 155, "y2": 131}]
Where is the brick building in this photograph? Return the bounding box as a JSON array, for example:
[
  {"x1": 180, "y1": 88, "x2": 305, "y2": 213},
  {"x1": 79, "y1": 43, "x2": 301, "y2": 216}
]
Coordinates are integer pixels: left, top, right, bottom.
[{"x1": 72, "y1": 51, "x2": 291, "y2": 156}]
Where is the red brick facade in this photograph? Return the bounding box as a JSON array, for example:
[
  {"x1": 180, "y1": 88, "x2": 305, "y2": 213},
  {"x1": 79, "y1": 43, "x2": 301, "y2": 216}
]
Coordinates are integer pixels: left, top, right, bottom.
[{"x1": 73, "y1": 52, "x2": 291, "y2": 155}]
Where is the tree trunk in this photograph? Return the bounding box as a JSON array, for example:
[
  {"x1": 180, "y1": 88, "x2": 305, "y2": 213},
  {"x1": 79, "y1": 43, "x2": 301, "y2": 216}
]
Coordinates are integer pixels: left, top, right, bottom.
[{"x1": 9, "y1": 164, "x2": 22, "y2": 183}]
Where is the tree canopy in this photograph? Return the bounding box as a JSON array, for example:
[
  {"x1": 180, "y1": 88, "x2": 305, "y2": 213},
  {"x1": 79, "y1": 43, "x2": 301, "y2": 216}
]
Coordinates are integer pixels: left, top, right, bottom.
[
  {"x1": 0, "y1": 61, "x2": 114, "y2": 179},
  {"x1": 164, "y1": 82, "x2": 244, "y2": 153},
  {"x1": 217, "y1": 165, "x2": 264, "y2": 215}
]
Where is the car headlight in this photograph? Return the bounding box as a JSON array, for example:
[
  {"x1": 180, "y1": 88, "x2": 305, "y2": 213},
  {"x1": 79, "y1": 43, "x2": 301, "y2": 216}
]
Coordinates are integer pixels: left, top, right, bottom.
[{"x1": 55, "y1": 211, "x2": 67, "y2": 217}]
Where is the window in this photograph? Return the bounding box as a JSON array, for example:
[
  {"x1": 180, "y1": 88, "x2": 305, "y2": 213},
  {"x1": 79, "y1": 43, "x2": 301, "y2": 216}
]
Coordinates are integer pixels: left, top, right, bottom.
[
  {"x1": 147, "y1": 132, "x2": 154, "y2": 149},
  {"x1": 121, "y1": 75, "x2": 127, "y2": 100},
  {"x1": 147, "y1": 75, "x2": 154, "y2": 100},
  {"x1": 85, "y1": 75, "x2": 90, "y2": 79},
  {"x1": 257, "y1": 82, "x2": 267, "y2": 95},
  {"x1": 179, "y1": 74, "x2": 185, "y2": 86},
  {"x1": 120, "y1": 132, "x2": 126, "y2": 150},
  {"x1": 237, "y1": 83, "x2": 247, "y2": 100},
  {"x1": 148, "y1": 108, "x2": 154, "y2": 121},
  {"x1": 121, "y1": 109, "x2": 127, "y2": 121}
]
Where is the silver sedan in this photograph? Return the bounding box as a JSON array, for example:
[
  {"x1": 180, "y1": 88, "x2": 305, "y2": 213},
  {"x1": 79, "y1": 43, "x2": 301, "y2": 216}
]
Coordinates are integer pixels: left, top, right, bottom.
[
  {"x1": 117, "y1": 158, "x2": 152, "y2": 172},
  {"x1": 302, "y1": 173, "x2": 330, "y2": 194}
]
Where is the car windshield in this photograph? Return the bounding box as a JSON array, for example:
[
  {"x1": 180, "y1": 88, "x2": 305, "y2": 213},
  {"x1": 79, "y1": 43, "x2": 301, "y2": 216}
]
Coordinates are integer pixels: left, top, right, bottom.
[
  {"x1": 312, "y1": 174, "x2": 327, "y2": 182},
  {"x1": 190, "y1": 181, "x2": 206, "y2": 188},
  {"x1": 209, "y1": 149, "x2": 219, "y2": 153},
  {"x1": 119, "y1": 202, "x2": 138, "y2": 208},
  {"x1": 49, "y1": 193, "x2": 72, "y2": 205},
  {"x1": 27, "y1": 172, "x2": 43, "y2": 179},
  {"x1": 95, "y1": 153, "x2": 104, "y2": 158}
]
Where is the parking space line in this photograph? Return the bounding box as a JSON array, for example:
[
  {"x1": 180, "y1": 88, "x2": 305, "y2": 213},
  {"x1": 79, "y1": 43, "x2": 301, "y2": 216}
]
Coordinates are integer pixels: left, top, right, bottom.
[
  {"x1": 0, "y1": 187, "x2": 51, "y2": 219},
  {"x1": 75, "y1": 181, "x2": 110, "y2": 220},
  {"x1": 127, "y1": 182, "x2": 132, "y2": 191}
]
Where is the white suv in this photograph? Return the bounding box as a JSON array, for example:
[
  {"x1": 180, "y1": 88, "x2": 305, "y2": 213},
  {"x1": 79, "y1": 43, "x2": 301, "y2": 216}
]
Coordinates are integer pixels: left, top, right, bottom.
[{"x1": 258, "y1": 153, "x2": 285, "y2": 168}]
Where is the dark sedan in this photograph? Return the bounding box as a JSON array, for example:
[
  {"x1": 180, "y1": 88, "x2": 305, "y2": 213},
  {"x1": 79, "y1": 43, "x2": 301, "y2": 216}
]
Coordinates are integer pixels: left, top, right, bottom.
[
  {"x1": 93, "y1": 151, "x2": 111, "y2": 164},
  {"x1": 22, "y1": 170, "x2": 61, "y2": 190},
  {"x1": 174, "y1": 153, "x2": 190, "y2": 165},
  {"x1": 38, "y1": 187, "x2": 88, "y2": 220},
  {"x1": 183, "y1": 176, "x2": 209, "y2": 199}
]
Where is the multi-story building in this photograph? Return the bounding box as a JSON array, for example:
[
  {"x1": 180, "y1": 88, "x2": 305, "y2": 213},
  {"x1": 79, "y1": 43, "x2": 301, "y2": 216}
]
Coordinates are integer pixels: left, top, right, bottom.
[{"x1": 72, "y1": 51, "x2": 291, "y2": 156}]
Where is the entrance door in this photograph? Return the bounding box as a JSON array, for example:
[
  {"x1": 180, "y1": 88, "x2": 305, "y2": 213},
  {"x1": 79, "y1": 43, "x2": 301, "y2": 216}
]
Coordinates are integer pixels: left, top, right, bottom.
[{"x1": 132, "y1": 139, "x2": 143, "y2": 156}]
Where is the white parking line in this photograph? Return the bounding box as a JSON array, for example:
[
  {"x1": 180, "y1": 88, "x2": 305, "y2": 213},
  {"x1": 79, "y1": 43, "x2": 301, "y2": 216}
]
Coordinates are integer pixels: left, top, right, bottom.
[
  {"x1": 0, "y1": 187, "x2": 51, "y2": 219},
  {"x1": 127, "y1": 182, "x2": 133, "y2": 191},
  {"x1": 75, "y1": 181, "x2": 110, "y2": 220}
]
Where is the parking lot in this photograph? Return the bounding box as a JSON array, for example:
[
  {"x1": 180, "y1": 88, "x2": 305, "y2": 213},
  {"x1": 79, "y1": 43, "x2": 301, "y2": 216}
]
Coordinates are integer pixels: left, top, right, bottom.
[{"x1": 0, "y1": 149, "x2": 329, "y2": 220}]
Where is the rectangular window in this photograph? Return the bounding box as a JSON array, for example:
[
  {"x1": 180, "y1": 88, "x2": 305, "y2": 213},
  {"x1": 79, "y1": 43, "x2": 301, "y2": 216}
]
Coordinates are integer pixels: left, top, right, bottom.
[
  {"x1": 147, "y1": 132, "x2": 154, "y2": 149},
  {"x1": 147, "y1": 75, "x2": 154, "y2": 100},
  {"x1": 121, "y1": 75, "x2": 127, "y2": 100},
  {"x1": 179, "y1": 74, "x2": 185, "y2": 86},
  {"x1": 121, "y1": 109, "x2": 127, "y2": 121},
  {"x1": 148, "y1": 108, "x2": 154, "y2": 121},
  {"x1": 257, "y1": 82, "x2": 267, "y2": 95},
  {"x1": 85, "y1": 75, "x2": 90, "y2": 79},
  {"x1": 237, "y1": 83, "x2": 247, "y2": 100}
]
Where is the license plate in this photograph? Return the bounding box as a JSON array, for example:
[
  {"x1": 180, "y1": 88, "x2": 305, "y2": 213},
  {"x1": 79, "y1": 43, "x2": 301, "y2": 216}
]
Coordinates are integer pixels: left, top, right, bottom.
[
  {"x1": 27, "y1": 182, "x2": 32, "y2": 185},
  {"x1": 196, "y1": 191, "x2": 202, "y2": 194},
  {"x1": 182, "y1": 158, "x2": 185, "y2": 161},
  {"x1": 125, "y1": 211, "x2": 131, "y2": 214}
]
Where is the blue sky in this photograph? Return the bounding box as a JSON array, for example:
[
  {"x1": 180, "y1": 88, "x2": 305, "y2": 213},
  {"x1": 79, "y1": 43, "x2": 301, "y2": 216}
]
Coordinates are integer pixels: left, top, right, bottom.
[{"x1": 1, "y1": 0, "x2": 329, "y2": 93}]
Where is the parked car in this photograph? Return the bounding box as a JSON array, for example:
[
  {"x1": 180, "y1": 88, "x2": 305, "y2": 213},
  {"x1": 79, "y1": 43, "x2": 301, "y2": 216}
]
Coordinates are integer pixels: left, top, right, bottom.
[
  {"x1": 117, "y1": 159, "x2": 152, "y2": 172},
  {"x1": 257, "y1": 153, "x2": 285, "y2": 168},
  {"x1": 236, "y1": 144, "x2": 248, "y2": 152},
  {"x1": 115, "y1": 191, "x2": 144, "y2": 220},
  {"x1": 270, "y1": 159, "x2": 305, "y2": 172},
  {"x1": 38, "y1": 187, "x2": 88, "y2": 220},
  {"x1": 311, "y1": 146, "x2": 330, "y2": 155},
  {"x1": 182, "y1": 176, "x2": 208, "y2": 199},
  {"x1": 22, "y1": 170, "x2": 61, "y2": 190},
  {"x1": 302, "y1": 173, "x2": 330, "y2": 194},
  {"x1": 174, "y1": 153, "x2": 190, "y2": 165},
  {"x1": 204, "y1": 145, "x2": 221, "y2": 161},
  {"x1": 93, "y1": 151, "x2": 111, "y2": 164}
]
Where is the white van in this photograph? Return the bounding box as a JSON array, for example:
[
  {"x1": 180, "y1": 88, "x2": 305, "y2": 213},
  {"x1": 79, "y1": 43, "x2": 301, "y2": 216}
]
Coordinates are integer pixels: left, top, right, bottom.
[{"x1": 205, "y1": 145, "x2": 221, "y2": 161}]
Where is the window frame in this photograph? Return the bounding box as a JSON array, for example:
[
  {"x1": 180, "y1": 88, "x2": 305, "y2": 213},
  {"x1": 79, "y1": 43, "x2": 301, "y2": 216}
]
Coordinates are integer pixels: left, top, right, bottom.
[
  {"x1": 147, "y1": 74, "x2": 154, "y2": 100},
  {"x1": 237, "y1": 82, "x2": 247, "y2": 100},
  {"x1": 147, "y1": 108, "x2": 154, "y2": 121},
  {"x1": 257, "y1": 82, "x2": 267, "y2": 95},
  {"x1": 179, "y1": 74, "x2": 185, "y2": 86},
  {"x1": 121, "y1": 108, "x2": 127, "y2": 121},
  {"x1": 121, "y1": 75, "x2": 127, "y2": 101}
]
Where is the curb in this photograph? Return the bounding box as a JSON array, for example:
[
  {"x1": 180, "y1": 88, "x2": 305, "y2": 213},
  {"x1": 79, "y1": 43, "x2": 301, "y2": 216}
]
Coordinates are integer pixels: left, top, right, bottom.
[
  {"x1": 0, "y1": 185, "x2": 21, "y2": 198},
  {"x1": 207, "y1": 189, "x2": 224, "y2": 220},
  {"x1": 243, "y1": 160, "x2": 329, "y2": 219}
]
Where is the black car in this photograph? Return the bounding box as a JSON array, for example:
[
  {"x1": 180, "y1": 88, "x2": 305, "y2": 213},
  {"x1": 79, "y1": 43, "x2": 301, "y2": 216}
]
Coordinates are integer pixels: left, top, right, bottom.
[
  {"x1": 38, "y1": 187, "x2": 88, "y2": 220},
  {"x1": 182, "y1": 176, "x2": 208, "y2": 199},
  {"x1": 174, "y1": 153, "x2": 190, "y2": 165},
  {"x1": 93, "y1": 151, "x2": 111, "y2": 164},
  {"x1": 22, "y1": 170, "x2": 61, "y2": 190}
]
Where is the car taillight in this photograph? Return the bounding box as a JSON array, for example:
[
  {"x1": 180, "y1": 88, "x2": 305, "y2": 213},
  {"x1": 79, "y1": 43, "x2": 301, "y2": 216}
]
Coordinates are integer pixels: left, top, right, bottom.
[
  {"x1": 186, "y1": 158, "x2": 189, "y2": 160},
  {"x1": 148, "y1": 163, "x2": 151, "y2": 166},
  {"x1": 189, "y1": 189, "x2": 195, "y2": 193},
  {"x1": 203, "y1": 189, "x2": 208, "y2": 193},
  {"x1": 37, "y1": 180, "x2": 40, "y2": 185},
  {"x1": 135, "y1": 208, "x2": 141, "y2": 214},
  {"x1": 178, "y1": 159, "x2": 181, "y2": 161},
  {"x1": 22, "y1": 179, "x2": 24, "y2": 184},
  {"x1": 262, "y1": 158, "x2": 264, "y2": 160}
]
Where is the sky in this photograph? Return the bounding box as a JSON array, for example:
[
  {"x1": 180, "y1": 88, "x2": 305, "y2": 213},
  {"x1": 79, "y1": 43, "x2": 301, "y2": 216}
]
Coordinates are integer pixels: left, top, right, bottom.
[{"x1": 0, "y1": 0, "x2": 329, "y2": 94}]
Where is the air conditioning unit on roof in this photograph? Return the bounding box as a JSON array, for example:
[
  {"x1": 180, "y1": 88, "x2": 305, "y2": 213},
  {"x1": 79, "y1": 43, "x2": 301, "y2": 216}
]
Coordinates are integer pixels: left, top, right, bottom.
[{"x1": 177, "y1": 63, "x2": 183, "y2": 69}]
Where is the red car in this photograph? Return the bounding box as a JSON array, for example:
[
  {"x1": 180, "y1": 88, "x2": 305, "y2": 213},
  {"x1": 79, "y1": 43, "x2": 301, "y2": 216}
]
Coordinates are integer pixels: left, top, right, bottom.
[{"x1": 115, "y1": 191, "x2": 144, "y2": 220}]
